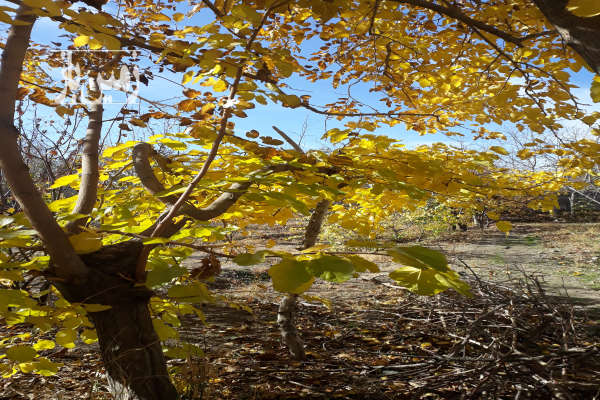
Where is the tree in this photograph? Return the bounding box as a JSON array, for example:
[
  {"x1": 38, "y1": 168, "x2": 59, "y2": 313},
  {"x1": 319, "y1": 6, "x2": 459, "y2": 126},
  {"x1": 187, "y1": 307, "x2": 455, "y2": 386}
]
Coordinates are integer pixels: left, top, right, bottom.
[{"x1": 0, "y1": 0, "x2": 599, "y2": 398}]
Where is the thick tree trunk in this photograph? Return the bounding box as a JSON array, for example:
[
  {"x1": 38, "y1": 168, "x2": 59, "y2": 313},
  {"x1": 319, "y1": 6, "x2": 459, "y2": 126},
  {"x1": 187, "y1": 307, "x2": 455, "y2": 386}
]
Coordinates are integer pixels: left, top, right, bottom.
[
  {"x1": 89, "y1": 302, "x2": 177, "y2": 400},
  {"x1": 55, "y1": 241, "x2": 178, "y2": 400},
  {"x1": 533, "y1": 0, "x2": 600, "y2": 75}
]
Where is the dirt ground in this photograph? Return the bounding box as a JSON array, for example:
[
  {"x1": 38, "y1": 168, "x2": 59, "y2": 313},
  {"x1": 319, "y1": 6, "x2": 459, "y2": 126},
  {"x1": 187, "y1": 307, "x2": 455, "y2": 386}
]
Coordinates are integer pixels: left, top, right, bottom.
[
  {"x1": 435, "y1": 223, "x2": 600, "y2": 314},
  {"x1": 0, "y1": 222, "x2": 599, "y2": 399}
]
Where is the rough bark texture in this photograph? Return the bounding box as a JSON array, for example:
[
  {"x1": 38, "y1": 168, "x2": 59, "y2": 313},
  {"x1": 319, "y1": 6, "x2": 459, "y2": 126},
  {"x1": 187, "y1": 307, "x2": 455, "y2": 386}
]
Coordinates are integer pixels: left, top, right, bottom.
[
  {"x1": 278, "y1": 199, "x2": 331, "y2": 361},
  {"x1": 302, "y1": 199, "x2": 331, "y2": 249},
  {"x1": 277, "y1": 293, "x2": 305, "y2": 360},
  {"x1": 57, "y1": 242, "x2": 178, "y2": 400},
  {"x1": 532, "y1": 0, "x2": 600, "y2": 75},
  {"x1": 90, "y1": 303, "x2": 177, "y2": 400}
]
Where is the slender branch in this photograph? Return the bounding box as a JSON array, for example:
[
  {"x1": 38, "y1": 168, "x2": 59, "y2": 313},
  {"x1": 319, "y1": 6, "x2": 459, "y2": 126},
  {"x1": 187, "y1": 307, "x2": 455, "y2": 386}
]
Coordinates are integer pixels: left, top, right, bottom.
[
  {"x1": 133, "y1": 4, "x2": 285, "y2": 281},
  {"x1": 0, "y1": 5, "x2": 88, "y2": 281},
  {"x1": 99, "y1": 229, "x2": 232, "y2": 258},
  {"x1": 272, "y1": 126, "x2": 304, "y2": 153}
]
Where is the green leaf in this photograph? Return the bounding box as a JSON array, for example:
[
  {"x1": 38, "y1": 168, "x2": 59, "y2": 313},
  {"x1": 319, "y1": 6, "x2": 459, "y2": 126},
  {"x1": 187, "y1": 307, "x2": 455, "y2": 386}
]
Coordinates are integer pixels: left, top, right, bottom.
[
  {"x1": 306, "y1": 255, "x2": 354, "y2": 282},
  {"x1": 152, "y1": 319, "x2": 178, "y2": 341},
  {"x1": 68, "y1": 232, "x2": 102, "y2": 254},
  {"x1": 268, "y1": 259, "x2": 314, "y2": 294},
  {"x1": 55, "y1": 329, "x2": 77, "y2": 349},
  {"x1": 344, "y1": 255, "x2": 380, "y2": 273},
  {"x1": 163, "y1": 342, "x2": 204, "y2": 359},
  {"x1": 345, "y1": 239, "x2": 390, "y2": 248},
  {"x1": 49, "y1": 174, "x2": 79, "y2": 189},
  {"x1": 146, "y1": 257, "x2": 187, "y2": 288},
  {"x1": 388, "y1": 246, "x2": 449, "y2": 272},
  {"x1": 389, "y1": 267, "x2": 472, "y2": 297},
  {"x1": 5, "y1": 345, "x2": 37, "y2": 362},
  {"x1": 233, "y1": 250, "x2": 269, "y2": 266},
  {"x1": 168, "y1": 282, "x2": 212, "y2": 302}
]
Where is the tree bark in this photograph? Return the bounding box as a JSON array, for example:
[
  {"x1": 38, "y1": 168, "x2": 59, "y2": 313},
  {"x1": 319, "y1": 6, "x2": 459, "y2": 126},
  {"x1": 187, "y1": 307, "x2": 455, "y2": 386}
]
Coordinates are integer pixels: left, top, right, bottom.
[
  {"x1": 302, "y1": 199, "x2": 331, "y2": 249},
  {"x1": 532, "y1": 0, "x2": 600, "y2": 75},
  {"x1": 89, "y1": 302, "x2": 177, "y2": 400},
  {"x1": 0, "y1": 4, "x2": 88, "y2": 281},
  {"x1": 278, "y1": 199, "x2": 331, "y2": 361},
  {"x1": 67, "y1": 81, "x2": 103, "y2": 233},
  {"x1": 56, "y1": 241, "x2": 178, "y2": 400},
  {"x1": 277, "y1": 293, "x2": 305, "y2": 360}
]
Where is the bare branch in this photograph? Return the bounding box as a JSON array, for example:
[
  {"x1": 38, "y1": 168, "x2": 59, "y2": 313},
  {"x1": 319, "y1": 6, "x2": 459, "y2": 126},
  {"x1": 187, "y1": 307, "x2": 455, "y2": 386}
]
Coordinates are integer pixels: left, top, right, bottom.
[{"x1": 272, "y1": 126, "x2": 304, "y2": 153}]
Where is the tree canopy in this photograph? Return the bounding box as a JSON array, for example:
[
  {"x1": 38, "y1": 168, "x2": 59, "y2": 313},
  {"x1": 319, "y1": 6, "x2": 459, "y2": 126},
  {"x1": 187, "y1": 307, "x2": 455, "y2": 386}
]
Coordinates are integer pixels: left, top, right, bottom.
[{"x1": 0, "y1": 0, "x2": 599, "y2": 398}]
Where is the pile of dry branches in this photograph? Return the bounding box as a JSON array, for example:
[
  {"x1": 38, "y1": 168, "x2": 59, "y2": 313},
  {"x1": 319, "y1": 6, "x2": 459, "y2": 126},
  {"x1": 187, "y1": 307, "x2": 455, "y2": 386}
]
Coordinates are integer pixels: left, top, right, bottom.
[
  {"x1": 194, "y1": 269, "x2": 600, "y2": 399},
  {"x1": 351, "y1": 270, "x2": 600, "y2": 399}
]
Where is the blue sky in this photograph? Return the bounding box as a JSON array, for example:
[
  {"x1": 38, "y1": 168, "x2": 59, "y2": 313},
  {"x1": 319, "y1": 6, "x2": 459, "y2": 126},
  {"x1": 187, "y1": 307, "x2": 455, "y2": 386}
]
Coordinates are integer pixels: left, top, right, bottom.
[{"x1": 2, "y1": 1, "x2": 599, "y2": 153}]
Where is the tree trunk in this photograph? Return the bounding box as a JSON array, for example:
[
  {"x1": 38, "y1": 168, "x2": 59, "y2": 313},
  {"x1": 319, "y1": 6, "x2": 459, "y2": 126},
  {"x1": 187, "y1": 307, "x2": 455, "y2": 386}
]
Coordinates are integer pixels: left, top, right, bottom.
[
  {"x1": 278, "y1": 199, "x2": 331, "y2": 361},
  {"x1": 533, "y1": 0, "x2": 600, "y2": 75},
  {"x1": 301, "y1": 199, "x2": 331, "y2": 250},
  {"x1": 89, "y1": 302, "x2": 178, "y2": 400},
  {"x1": 55, "y1": 241, "x2": 178, "y2": 400}
]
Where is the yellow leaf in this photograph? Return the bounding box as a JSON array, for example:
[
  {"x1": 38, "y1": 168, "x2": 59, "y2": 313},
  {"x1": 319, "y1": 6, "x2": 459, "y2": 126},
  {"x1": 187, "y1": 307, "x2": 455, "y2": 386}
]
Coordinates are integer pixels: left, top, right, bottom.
[
  {"x1": 173, "y1": 12, "x2": 184, "y2": 22},
  {"x1": 73, "y1": 35, "x2": 89, "y2": 47},
  {"x1": 55, "y1": 329, "x2": 77, "y2": 349},
  {"x1": 213, "y1": 79, "x2": 228, "y2": 92},
  {"x1": 496, "y1": 221, "x2": 512, "y2": 234},
  {"x1": 486, "y1": 212, "x2": 499, "y2": 220},
  {"x1": 489, "y1": 146, "x2": 509, "y2": 155},
  {"x1": 567, "y1": 0, "x2": 600, "y2": 17},
  {"x1": 182, "y1": 70, "x2": 194, "y2": 85},
  {"x1": 178, "y1": 99, "x2": 200, "y2": 112},
  {"x1": 50, "y1": 174, "x2": 79, "y2": 189},
  {"x1": 150, "y1": 13, "x2": 171, "y2": 22},
  {"x1": 69, "y1": 232, "x2": 102, "y2": 254},
  {"x1": 88, "y1": 38, "x2": 102, "y2": 50},
  {"x1": 591, "y1": 75, "x2": 600, "y2": 103},
  {"x1": 33, "y1": 340, "x2": 55, "y2": 351}
]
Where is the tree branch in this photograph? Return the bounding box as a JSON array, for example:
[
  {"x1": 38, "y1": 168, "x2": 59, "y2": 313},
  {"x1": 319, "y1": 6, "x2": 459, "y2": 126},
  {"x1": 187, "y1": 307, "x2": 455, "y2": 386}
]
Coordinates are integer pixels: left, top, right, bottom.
[
  {"x1": 272, "y1": 126, "x2": 304, "y2": 153},
  {"x1": 532, "y1": 0, "x2": 600, "y2": 74},
  {"x1": 0, "y1": 5, "x2": 88, "y2": 281},
  {"x1": 390, "y1": 0, "x2": 553, "y2": 47},
  {"x1": 67, "y1": 80, "x2": 103, "y2": 233},
  {"x1": 132, "y1": 142, "x2": 297, "y2": 222}
]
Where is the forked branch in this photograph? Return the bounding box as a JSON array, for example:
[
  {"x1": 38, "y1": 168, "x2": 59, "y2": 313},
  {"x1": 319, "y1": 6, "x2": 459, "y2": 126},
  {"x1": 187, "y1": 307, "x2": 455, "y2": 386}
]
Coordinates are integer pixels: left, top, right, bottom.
[{"x1": 132, "y1": 142, "x2": 295, "y2": 222}]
